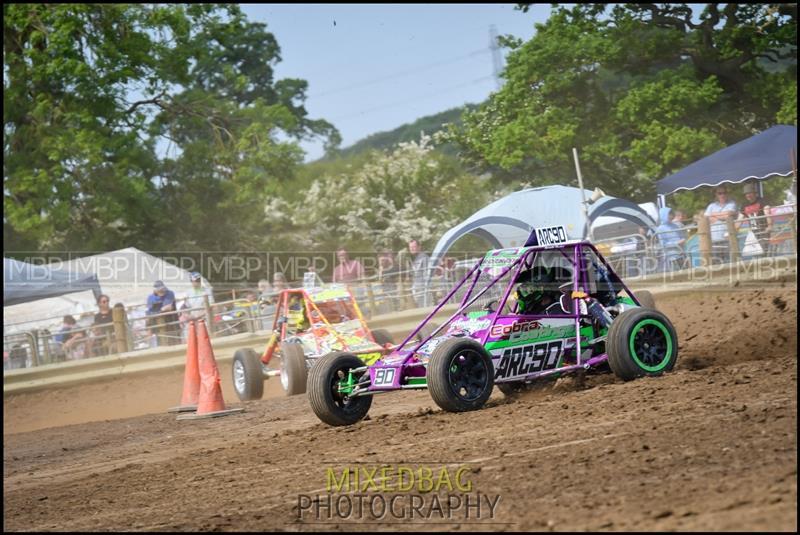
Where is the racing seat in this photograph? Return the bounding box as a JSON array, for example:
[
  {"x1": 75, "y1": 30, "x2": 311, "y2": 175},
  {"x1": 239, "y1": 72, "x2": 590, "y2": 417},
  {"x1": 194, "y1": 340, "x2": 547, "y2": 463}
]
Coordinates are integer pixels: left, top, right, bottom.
[{"x1": 557, "y1": 282, "x2": 574, "y2": 314}]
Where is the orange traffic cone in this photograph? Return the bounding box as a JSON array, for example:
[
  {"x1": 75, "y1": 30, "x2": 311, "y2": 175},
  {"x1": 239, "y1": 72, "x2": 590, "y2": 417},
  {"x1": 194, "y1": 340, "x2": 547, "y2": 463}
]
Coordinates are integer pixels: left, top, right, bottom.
[
  {"x1": 177, "y1": 319, "x2": 243, "y2": 420},
  {"x1": 168, "y1": 320, "x2": 200, "y2": 413}
]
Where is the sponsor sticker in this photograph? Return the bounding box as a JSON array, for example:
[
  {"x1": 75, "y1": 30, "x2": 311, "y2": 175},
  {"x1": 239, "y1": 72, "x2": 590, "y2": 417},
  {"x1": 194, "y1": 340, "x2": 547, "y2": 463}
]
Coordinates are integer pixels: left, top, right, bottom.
[
  {"x1": 534, "y1": 225, "x2": 569, "y2": 246},
  {"x1": 492, "y1": 340, "x2": 564, "y2": 380}
]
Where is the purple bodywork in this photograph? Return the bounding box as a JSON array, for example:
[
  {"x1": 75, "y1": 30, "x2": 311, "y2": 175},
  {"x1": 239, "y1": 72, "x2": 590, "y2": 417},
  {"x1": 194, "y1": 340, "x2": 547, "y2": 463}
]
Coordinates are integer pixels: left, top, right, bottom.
[{"x1": 365, "y1": 240, "x2": 643, "y2": 392}]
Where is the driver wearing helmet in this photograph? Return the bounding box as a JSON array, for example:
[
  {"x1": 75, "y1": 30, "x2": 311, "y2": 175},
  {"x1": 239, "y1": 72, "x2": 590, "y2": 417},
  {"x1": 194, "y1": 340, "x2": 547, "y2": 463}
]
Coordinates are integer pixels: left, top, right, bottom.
[{"x1": 514, "y1": 266, "x2": 560, "y2": 315}]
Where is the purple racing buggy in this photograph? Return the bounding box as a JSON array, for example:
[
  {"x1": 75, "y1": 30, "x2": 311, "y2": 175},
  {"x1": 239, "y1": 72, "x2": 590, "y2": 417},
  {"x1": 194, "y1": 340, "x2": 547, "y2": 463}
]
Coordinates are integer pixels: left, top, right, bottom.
[{"x1": 308, "y1": 226, "x2": 678, "y2": 426}]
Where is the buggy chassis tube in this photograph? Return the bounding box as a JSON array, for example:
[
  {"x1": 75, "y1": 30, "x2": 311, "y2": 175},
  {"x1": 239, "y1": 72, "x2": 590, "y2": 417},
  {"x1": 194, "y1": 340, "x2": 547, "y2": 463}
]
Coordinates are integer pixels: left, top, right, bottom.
[
  {"x1": 362, "y1": 241, "x2": 647, "y2": 393},
  {"x1": 394, "y1": 252, "x2": 534, "y2": 362},
  {"x1": 394, "y1": 260, "x2": 481, "y2": 355}
]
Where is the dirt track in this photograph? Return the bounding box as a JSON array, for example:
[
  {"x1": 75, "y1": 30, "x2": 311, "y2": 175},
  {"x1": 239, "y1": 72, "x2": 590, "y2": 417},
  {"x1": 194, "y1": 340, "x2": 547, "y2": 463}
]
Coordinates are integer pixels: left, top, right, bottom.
[{"x1": 3, "y1": 286, "x2": 798, "y2": 531}]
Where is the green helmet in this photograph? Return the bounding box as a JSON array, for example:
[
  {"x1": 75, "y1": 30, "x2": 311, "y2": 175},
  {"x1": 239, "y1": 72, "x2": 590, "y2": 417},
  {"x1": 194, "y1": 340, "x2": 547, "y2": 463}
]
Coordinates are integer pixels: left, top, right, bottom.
[{"x1": 516, "y1": 267, "x2": 556, "y2": 313}]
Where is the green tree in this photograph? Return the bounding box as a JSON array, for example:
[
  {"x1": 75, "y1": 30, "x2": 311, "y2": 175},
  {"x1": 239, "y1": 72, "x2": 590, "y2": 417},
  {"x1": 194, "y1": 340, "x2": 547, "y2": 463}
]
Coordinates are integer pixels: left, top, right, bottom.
[
  {"x1": 446, "y1": 4, "x2": 797, "y2": 201},
  {"x1": 4, "y1": 4, "x2": 339, "y2": 253},
  {"x1": 147, "y1": 7, "x2": 340, "y2": 251},
  {"x1": 4, "y1": 4, "x2": 172, "y2": 251}
]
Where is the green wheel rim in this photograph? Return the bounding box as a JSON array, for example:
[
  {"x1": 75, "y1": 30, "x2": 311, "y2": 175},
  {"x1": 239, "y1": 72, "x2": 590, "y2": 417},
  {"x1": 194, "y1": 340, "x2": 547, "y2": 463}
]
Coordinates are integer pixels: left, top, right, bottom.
[{"x1": 628, "y1": 319, "x2": 673, "y2": 372}]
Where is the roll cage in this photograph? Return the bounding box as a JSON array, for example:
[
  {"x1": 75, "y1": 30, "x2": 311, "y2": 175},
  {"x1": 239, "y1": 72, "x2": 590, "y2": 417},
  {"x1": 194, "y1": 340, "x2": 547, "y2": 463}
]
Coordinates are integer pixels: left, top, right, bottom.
[
  {"x1": 391, "y1": 240, "x2": 643, "y2": 369},
  {"x1": 271, "y1": 287, "x2": 375, "y2": 356}
]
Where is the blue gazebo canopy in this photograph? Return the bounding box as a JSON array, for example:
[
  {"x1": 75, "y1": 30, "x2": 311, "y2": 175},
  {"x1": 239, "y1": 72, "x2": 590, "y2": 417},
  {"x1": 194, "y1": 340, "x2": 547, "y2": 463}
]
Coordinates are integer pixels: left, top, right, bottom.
[
  {"x1": 657, "y1": 125, "x2": 797, "y2": 195},
  {"x1": 3, "y1": 257, "x2": 102, "y2": 307}
]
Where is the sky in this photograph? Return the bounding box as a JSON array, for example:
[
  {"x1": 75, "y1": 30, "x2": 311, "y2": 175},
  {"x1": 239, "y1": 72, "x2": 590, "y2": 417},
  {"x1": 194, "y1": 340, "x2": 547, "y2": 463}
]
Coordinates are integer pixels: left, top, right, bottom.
[{"x1": 239, "y1": 4, "x2": 553, "y2": 161}]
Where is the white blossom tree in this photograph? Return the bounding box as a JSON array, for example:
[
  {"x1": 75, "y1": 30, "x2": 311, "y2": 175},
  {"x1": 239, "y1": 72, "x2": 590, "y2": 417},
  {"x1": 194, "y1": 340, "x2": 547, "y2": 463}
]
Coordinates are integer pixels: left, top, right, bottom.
[{"x1": 265, "y1": 134, "x2": 490, "y2": 253}]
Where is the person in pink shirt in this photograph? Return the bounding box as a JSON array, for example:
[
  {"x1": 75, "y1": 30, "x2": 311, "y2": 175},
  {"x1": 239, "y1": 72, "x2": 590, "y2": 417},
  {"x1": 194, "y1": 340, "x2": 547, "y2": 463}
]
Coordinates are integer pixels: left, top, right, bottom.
[{"x1": 332, "y1": 248, "x2": 364, "y2": 283}]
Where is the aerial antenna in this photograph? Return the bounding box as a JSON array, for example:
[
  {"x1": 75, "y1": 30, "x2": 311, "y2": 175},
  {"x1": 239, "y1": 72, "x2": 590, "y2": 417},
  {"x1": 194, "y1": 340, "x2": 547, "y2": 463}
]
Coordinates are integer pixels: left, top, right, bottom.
[{"x1": 489, "y1": 25, "x2": 503, "y2": 90}]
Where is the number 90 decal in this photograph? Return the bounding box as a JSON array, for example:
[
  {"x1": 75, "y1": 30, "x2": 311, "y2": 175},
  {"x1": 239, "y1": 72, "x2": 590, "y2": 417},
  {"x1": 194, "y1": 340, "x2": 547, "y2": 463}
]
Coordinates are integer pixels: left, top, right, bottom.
[{"x1": 372, "y1": 367, "x2": 397, "y2": 387}]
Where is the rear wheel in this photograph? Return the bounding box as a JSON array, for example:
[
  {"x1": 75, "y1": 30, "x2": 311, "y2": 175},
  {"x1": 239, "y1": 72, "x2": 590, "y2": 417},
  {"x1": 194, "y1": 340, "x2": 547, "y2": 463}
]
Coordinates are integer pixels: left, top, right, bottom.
[
  {"x1": 607, "y1": 308, "x2": 678, "y2": 381},
  {"x1": 428, "y1": 338, "x2": 493, "y2": 412},
  {"x1": 279, "y1": 342, "x2": 308, "y2": 395},
  {"x1": 232, "y1": 348, "x2": 264, "y2": 401},
  {"x1": 308, "y1": 352, "x2": 372, "y2": 426}
]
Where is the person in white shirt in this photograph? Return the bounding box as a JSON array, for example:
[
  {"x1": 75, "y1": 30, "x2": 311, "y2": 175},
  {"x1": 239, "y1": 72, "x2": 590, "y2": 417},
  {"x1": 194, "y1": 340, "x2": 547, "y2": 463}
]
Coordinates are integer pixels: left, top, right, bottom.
[
  {"x1": 704, "y1": 185, "x2": 737, "y2": 263},
  {"x1": 181, "y1": 272, "x2": 214, "y2": 320}
]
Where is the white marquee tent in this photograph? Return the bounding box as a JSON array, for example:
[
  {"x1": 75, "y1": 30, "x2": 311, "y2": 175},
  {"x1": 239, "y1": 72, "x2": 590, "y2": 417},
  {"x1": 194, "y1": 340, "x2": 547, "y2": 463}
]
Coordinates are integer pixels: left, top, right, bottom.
[
  {"x1": 429, "y1": 185, "x2": 657, "y2": 266},
  {"x1": 3, "y1": 247, "x2": 212, "y2": 334}
]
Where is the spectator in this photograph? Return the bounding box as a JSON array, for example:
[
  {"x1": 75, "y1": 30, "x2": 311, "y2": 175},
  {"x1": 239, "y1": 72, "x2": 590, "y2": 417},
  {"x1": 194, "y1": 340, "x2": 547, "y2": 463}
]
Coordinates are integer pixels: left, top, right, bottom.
[
  {"x1": 656, "y1": 207, "x2": 686, "y2": 271},
  {"x1": 147, "y1": 280, "x2": 180, "y2": 346},
  {"x1": 181, "y1": 271, "x2": 214, "y2": 321},
  {"x1": 273, "y1": 271, "x2": 289, "y2": 292},
  {"x1": 332, "y1": 248, "x2": 365, "y2": 283},
  {"x1": 672, "y1": 209, "x2": 689, "y2": 239},
  {"x1": 55, "y1": 315, "x2": 86, "y2": 359},
  {"x1": 408, "y1": 239, "x2": 430, "y2": 307},
  {"x1": 85, "y1": 294, "x2": 114, "y2": 357},
  {"x1": 704, "y1": 185, "x2": 737, "y2": 263},
  {"x1": 737, "y1": 182, "x2": 771, "y2": 255}
]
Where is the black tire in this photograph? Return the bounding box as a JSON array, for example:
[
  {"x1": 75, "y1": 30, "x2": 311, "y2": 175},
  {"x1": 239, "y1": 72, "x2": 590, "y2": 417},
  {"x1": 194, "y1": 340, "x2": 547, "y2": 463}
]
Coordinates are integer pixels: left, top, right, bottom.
[
  {"x1": 231, "y1": 348, "x2": 264, "y2": 401},
  {"x1": 607, "y1": 308, "x2": 678, "y2": 381},
  {"x1": 427, "y1": 338, "x2": 494, "y2": 412},
  {"x1": 279, "y1": 341, "x2": 308, "y2": 396},
  {"x1": 308, "y1": 352, "x2": 372, "y2": 426},
  {"x1": 635, "y1": 290, "x2": 657, "y2": 310},
  {"x1": 371, "y1": 328, "x2": 394, "y2": 346}
]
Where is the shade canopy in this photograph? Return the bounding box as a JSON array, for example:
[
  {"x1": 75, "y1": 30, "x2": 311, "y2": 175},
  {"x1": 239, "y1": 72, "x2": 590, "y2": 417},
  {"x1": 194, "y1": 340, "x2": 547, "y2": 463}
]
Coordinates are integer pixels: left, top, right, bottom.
[
  {"x1": 3, "y1": 257, "x2": 102, "y2": 307},
  {"x1": 656, "y1": 125, "x2": 797, "y2": 195},
  {"x1": 4, "y1": 248, "x2": 215, "y2": 334},
  {"x1": 429, "y1": 185, "x2": 656, "y2": 267}
]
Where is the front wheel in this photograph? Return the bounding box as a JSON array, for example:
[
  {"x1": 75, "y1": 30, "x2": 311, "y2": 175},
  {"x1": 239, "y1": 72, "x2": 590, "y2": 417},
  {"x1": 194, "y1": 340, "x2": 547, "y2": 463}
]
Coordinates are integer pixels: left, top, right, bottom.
[
  {"x1": 279, "y1": 342, "x2": 308, "y2": 395},
  {"x1": 232, "y1": 348, "x2": 264, "y2": 401},
  {"x1": 607, "y1": 308, "x2": 678, "y2": 381},
  {"x1": 308, "y1": 352, "x2": 372, "y2": 426},
  {"x1": 427, "y1": 338, "x2": 494, "y2": 412}
]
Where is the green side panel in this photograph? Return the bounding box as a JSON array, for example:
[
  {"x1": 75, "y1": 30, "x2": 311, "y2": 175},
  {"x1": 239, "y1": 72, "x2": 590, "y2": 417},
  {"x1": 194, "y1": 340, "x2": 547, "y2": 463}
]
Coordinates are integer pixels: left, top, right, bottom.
[
  {"x1": 485, "y1": 326, "x2": 577, "y2": 350},
  {"x1": 405, "y1": 377, "x2": 427, "y2": 386},
  {"x1": 618, "y1": 296, "x2": 636, "y2": 306},
  {"x1": 579, "y1": 325, "x2": 594, "y2": 348}
]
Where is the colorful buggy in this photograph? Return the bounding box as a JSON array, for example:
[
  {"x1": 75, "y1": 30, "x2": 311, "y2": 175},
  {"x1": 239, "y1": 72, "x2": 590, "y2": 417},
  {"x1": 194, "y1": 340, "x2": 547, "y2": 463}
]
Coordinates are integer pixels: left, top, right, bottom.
[
  {"x1": 231, "y1": 284, "x2": 395, "y2": 400},
  {"x1": 308, "y1": 226, "x2": 678, "y2": 426}
]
